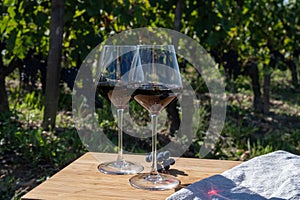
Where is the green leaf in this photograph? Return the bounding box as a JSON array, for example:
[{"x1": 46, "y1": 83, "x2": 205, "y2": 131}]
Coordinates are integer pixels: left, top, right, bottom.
[
  {"x1": 18, "y1": 1, "x2": 24, "y2": 15},
  {"x1": 5, "y1": 18, "x2": 18, "y2": 34},
  {"x1": 0, "y1": 16, "x2": 10, "y2": 34},
  {"x1": 23, "y1": 34, "x2": 34, "y2": 47},
  {"x1": 74, "y1": 9, "x2": 86, "y2": 18},
  {"x1": 3, "y1": 0, "x2": 15, "y2": 6},
  {"x1": 7, "y1": 6, "x2": 16, "y2": 18},
  {"x1": 13, "y1": 32, "x2": 27, "y2": 59}
]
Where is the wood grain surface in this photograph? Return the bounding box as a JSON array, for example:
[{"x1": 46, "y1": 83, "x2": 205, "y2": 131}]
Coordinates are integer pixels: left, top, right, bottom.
[{"x1": 21, "y1": 152, "x2": 242, "y2": 200}]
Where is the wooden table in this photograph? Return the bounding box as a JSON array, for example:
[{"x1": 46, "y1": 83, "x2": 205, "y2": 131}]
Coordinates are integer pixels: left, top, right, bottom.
[{"x1": 21, "y1": 152, "x2": 241, "y2": 200}]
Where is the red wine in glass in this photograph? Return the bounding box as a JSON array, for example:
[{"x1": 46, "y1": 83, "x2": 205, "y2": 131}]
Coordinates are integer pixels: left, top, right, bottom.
[
  {"x1": 97, "y1": 45, "x2": 144, "y2": 175},
  {"x1": 134, "y1": 84, "x2": 179, "y2": 114},
  {"x1": 129, "y1": 45, "x2": 182, "y2": 190}
]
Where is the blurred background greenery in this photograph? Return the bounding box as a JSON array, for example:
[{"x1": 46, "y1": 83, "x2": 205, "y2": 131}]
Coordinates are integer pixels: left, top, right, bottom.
[{"x1": 0, "y1": 0, "x2": 299, "y2": 199}]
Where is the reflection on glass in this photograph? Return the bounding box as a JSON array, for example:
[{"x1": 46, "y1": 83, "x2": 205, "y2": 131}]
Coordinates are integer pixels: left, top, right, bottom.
[{"x1": 129, "y1": 45, "x2": 182, "y2": 190}]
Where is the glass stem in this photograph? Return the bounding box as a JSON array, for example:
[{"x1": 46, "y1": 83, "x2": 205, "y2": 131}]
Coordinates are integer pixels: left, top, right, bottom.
[
  {"x1": 117, "y1": 108, "x2": 124, "y2": 162},
  {"x1": 150, "y1": 114, "x2": 159, "y2": 176}
]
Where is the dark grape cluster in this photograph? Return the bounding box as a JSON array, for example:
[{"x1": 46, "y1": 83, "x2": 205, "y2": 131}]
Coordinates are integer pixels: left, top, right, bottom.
[{"x1": 145, "y1": 151, "x2": 175, "y2": 172}]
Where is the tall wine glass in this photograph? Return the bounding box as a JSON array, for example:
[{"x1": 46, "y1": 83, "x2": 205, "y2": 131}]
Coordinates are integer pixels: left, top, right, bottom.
[
  {"x1": 129, "y1": 45, "x2": 182, "y2": 190},
  {"x1": 97, "y1": 45, "x2": 144, "y2": 175}
]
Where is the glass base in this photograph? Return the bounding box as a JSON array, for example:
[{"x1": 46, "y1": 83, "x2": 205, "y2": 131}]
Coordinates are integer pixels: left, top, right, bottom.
[
  {"x1": 129, "y1": 173, "x2": 180, "y2": 190},
  {"x1": 98, "y1": 160, "x2": 144, "y2": 175}
]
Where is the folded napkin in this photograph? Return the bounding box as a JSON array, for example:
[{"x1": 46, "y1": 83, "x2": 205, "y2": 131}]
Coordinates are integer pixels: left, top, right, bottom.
[{"x1": 167, "y1": 150, "x2": 300, "y2": 200}]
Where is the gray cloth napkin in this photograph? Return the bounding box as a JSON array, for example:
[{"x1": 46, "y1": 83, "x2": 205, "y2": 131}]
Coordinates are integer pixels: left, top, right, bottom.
[{"x1": 167, "y1": 150, "x2": 300, "y2": 200}]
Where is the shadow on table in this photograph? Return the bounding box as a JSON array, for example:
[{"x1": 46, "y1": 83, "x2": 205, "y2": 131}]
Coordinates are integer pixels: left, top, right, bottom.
[
  {"x1": 168, "y1": 168, "x2": 188, "y2": 177},
  {"x1": 169, "y1": 175, "x2": 285, "y2": 200}
]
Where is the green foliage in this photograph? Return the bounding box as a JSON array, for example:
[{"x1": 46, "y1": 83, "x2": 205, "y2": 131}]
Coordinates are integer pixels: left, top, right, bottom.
[
  {"x1": 0, "y1": 88, "x2": 86, "y2": 200},
  {"x1": 208, "y1": 117, "x2": 258, "y2": 160},
  {"x1": 251, "y1": 141, "x2": 274, "y2": 158},
  {"x1": 0, "y1": 0, "x2": 50, "y2": 61},
  {"x1": 1, "y1": 89, "x2": 86, "y2": 163},
  {"x1": 0, "y1": 0, "x2": 300, "y2": 199}
]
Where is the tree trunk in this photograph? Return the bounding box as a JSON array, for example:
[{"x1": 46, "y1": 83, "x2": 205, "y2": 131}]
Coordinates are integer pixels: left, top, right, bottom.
[
  {"x1": 166, "y1": 0, "x2": 185, "y2": 135},
  {"x1": 0, "y1": 57, "x2": 20, "y2": 114},
  {"x1": 43, "y1": 0, "x2": 65, "y2": 129},
  {"x1": 0, "y1": 42, "x2": 9, "y2": 114},
  {"x1": 263, "y1": 72, "x2": 271, "y2": 114},
  {"x1": 166, "y1": 100, "x2": 181, "y2": 135},
  {"x1": 0, "y1": 73, "x2": 9, "y2": 113},
  {"x1": 287, "y1": 60, "x2": 298, "y2": 88},
  {"x1": 174, "y1": 0, "x2": 184, "y2": 32},
  {"x1": 244, "y1": 60, "x2": 263, "y2": 113}
]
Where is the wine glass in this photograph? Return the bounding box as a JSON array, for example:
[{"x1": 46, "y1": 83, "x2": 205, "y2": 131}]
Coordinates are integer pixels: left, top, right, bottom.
[
  {"x1": 129, "y1": 45, "x2": 182, "y2": 190},
  {"x1": 97, "y1": 45, "x2": 144, "y2": 175}
]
